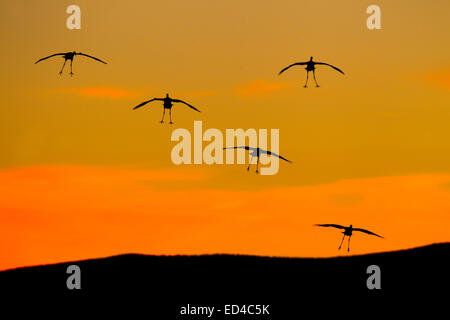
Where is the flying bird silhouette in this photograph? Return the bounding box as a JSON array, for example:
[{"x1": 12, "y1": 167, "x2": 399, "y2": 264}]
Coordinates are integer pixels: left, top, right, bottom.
[
  {"x1": 133, "y1": 93, "x2": 200, "y2": 124},
  {"x1": 34, "y1": 51, "x2": 107, "y2": 76},
  {"x1": 223, "y1": 146, "x2": 291, "y2": 174},
  {"x1": 315, "y1": 224, "x2": 383, "y2": 252},
  {"x1": 279, "y1": 56, "x2": 344, "y2": 87}
]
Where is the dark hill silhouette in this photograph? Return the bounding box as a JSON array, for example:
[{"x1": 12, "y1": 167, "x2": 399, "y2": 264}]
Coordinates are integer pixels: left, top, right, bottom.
[{"x1": 1, "y1": 243, "x2": 448, "y2": 315}]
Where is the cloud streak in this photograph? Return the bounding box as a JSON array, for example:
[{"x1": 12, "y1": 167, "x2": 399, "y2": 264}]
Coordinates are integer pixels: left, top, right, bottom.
[{"x1": 417, "y1": 69, "x2": 450, "y2": 90}]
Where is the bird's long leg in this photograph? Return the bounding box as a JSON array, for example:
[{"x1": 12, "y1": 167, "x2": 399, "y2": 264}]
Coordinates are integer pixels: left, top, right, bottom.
[
  {"x1": 256, "y1": 156, "x2": 260, "y2": 174},
  {"x1": 169, "y1": 108, "x2": 173, "y2": 124},
  {"x1": 69, "y1": 59, "x2": 74, "y2": 76},
  {"x1": 304, "y1": 71, "x2": 309, "y2": 88},
  {"x1": 313, "y1": 70, "x2": 319, "y2": 87},
  {"x1": 59, "y1": 59, "x2": 67, "y2": 75},
  {"x1": 338, "y1": 234, "x2": 346, "y2": 250},
  {"x1": 160, "y1": 108, "x2": 166, "y2": 124},
  {"x1": 347, "y1": 236, "x2": 351, "y2": 252},
  {"x1": 247, "y1": 156, "x2": 253, "y2": 171}
]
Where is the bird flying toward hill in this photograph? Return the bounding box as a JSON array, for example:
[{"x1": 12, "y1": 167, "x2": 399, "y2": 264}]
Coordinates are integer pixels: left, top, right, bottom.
[
  {"x1": 279, "y1": 56, "x2": 344, "y2": 87},
  {"x1": 315, "y1": 224, "x2": 383, "y2": 252},
  {"x1": 133, "y1": 93, "x2": 200, "y2": 124},
  {"x1": 34, "y1": 51, "x2": 107, "y2": 76},
  {"x1": 223, "y1": 146, "x2": 291, "y2": 174}
]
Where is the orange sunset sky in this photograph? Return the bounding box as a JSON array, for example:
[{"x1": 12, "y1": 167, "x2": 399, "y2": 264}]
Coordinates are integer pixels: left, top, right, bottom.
[{"x1": 0, "y1": 0, "x2": 449, "y2": 270}]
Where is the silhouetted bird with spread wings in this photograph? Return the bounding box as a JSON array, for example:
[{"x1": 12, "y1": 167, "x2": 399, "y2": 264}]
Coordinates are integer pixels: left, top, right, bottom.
[
  {"x1": 315, "y1": 224, "x2": 383, "y2": 252},
  {"x1": 34, "y1": 51, "x2": 107, "y2": 76},
  {"x1": 279, "y1": 56, "x2": 344, "y2": 87},
  {"x1": 223, "y1": 146, "x2": 292, "y2": 174},
  {"x1": 133, "y1": 93, "x2": 200, "y2": 124}
]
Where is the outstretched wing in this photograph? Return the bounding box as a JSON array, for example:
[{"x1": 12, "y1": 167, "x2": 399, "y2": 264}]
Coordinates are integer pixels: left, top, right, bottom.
[
  {"x1": 133, "y1": 98, "x2": 162, "y2": 110},
  {"x1": 278, "y1": 62, "x2": 308, "y2": 75},
  {"x1": 223, "y1": 146, "x2": 251, "y2": 151},
  {"x1": 76, "y1": 52, "x2": 107, "y2": 64},
  {"x1": 172, "y1": 99, "x2": 200, "y2": 112},
  {"x1": 314, "y1": 62, "x2": 344, "y2": 74},
  {"x1": 315, "y1": 224, "x2": 346, "y2": 230},
  {"x1": 34, "y1": 53, "x2": 66, "y2": 64},
  {"x1": 223, "y1": 146, "x2": 262, "y2": 154},
  {"x1": 260, "y1": 149, "x2": 292, "y2": 163},
  {"x1": 353, "y1": 228, "x2": 383, "y2": 238}
]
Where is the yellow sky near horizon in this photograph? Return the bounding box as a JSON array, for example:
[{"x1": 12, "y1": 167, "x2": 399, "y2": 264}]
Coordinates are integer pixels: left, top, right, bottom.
[
  {"x1": 0, "y1": 1, "x2": 449, "y2": 268},
  {"x1": 0, "y1": 1, "x2": 449, "y2": 181}
]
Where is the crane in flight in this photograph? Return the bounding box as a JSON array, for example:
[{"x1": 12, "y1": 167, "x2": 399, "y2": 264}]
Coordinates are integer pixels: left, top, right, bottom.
[
  {"x1": 314, "y1": 224, "x2": 383, "y2": 252},
  {"x1": 133, "y1": 93, "x2": 200, "y2": 124},
  {"x1": 279, "y1": 56, "x2": 344, "y2": 87},
  {"x1": 34, "y1": 51, "x2": 107, "y2": 76},
  {"x1": 223, "y1": 146, "x2": 291, "y2": 174}
]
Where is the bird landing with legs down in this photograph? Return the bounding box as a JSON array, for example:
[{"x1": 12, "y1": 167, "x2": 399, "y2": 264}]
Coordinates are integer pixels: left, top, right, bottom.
[
  {"x1": 279, "y1": 56, "x2": 344, "y2": 87},
  {"x1": 133, "y1": 94, "x2": 200, "y2": 124},
  {"x1": 223, "y1": 146, "x2": 292, "y2": 174},
  {"x1": 34, "y1": 51, "x2": 107, "y2": 76},
  {"x1": 315, "y1": 224, "x2": 383, "y2": 252}
]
